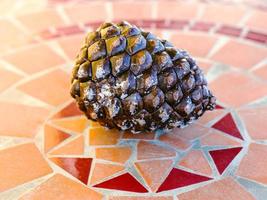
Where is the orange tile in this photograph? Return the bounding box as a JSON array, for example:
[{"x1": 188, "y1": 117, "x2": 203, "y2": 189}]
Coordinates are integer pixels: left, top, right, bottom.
[
  {"x1": 49, "y1": 135, "x2": 84, "y2": 155},
  {"x1": 3, "y1": 44, "x2": 65, "y2": 74},
  {"x1": 246, "y1": 10, "x2": 267, "y2": 31},
  {"x1": 18, "y1": 69, "x2": 71, "y2": 106},
  {"x1": 64, "y1": 2, "x2": 107, "y2": 24},
  {"x1": 51, "y1": 116, "x2": 88, "y2": 134},
  {"x1": 0, "y1": 68, "x2": 22, "y2": 92},
  {"x1": 173, "y1": 124, "x2": 211, "y2": 141},
  {"x1": 89, "y1": 120, "x2": 101, "y2": 128},
  {"x1": 44, "y1": 124, "x2": 70, "y2": 152},
  {"x1": 122, "y1": 132, "x2": 155, "y2": 140},
  {"x1": 197, "y1": 109, "x2": 226, "y2": 126},
  {"x1": 20, "y1": 174, "x2": 102, "y2": 200},
  {"x1": 113, "y1": 1, "x2": 153, "y2": 20},
  {"x1": 17, "y1": 9, "x2": 65, "y2": 33},
  {"x1": 210, "y1": 71, "x2": 267, "y2": 107},
  {"x1": 200, "y1": 130, "x2": 240, "y2": 147},
  {"x1": 110, "y1": 197, "x2": 173, "y2": 200},
  {"x1": 90, "y1": 163, "x2": 124, "y2": 184},
  {"x1": 0, "y1": 143, "x2": 52, "y2": 192},
  {"x1": 0, "y1": 102, "x2": 49, "y2": 138},
  {"x1": 159, "y1": 133, "x2": 190, "y2": 150},
  {"x1": 95, "y1": 146, "x2": 132, "y2": 164},
  {"x1": 51, "y1": 101, "x2": 83, "y2": 119},
  {"x1": 200, "y1": 4, "x2": 246, "y2": 25},
  {"x1": 252, "y1": 64, "x2": 267, "y2": 82},
  {"x1": 179, "y1": 150, "x2": 212, "y2": 176},
  {"x1": 195, "y1": 60, "x2": 213, "y2": 74},
  {"x1": 237, "y1": 143, "x2": 267, "y2": 185},
  {"x1": 178, "y1": 177, "x2": 254, "y2": 200},
  {"x1": 0, "y1": 19, "x2": 32, "y2": 52},
  {"x1": 135, "y1": 159, "x2": 173, "y2": 192},
  {"x1": 57, "y1": 34, "x2": 84, "y2": 60},
  {"x1": 137, "y1": 141, "x2": 176, "y2": 160},
  {"x1": 238, "y1": 106, "x2": 267, "y2": 140},
  {"x1": 157, "y1": 1, "x2": 198, "y2": 20},
  {"x1": 211, "y1": 40, "x2": 267, "y2": 69},
  {"x1": 171, "y1": 33, "x2": 217, "y2": 57},
  {"x1": 89, "y1": 127, "x2": 121, "y2": 145}
]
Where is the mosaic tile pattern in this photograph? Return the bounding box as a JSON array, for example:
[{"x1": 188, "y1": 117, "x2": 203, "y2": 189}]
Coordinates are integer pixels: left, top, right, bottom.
[{"x1": 0, "y1": 0, "x2": 267, "y2": 199}]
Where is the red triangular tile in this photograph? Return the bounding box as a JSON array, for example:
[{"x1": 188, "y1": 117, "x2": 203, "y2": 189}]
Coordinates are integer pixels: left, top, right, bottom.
[
  {"x1": 50, "y1": 157, "x2": 92, "y2": 184},
  {"x1": 93, "y1": 172, "x2": 148, "y2": 193},
  {"x1": 215, "y1": 104, "x2": 224, "y2": 109},
  {"x1": 209, "y1": 147, "x2": 242, "y2": 174},
  {"x1": 157, "y1": 168, "x2": 212, "y2": 192},
  {"x1": 212, "y1": 113, "x2": 243, "y2": 140},
  {"x1": 52, "y1": 101, "x2": 83, "y2": 119},
  {"x1": 44, "y1": 124, "x2": 70, "y2": 152}
]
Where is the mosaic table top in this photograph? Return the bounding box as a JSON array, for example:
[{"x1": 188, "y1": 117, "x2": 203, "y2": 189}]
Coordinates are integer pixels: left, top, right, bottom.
[{"x1": 0, "y1": 0, "x2": 267, "y2": 199}]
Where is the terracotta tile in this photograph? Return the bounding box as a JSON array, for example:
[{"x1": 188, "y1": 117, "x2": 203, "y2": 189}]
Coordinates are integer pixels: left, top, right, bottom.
[
  {"x1": 179, "y1": 150, "x2": 212, "y2": 176},
  {"x1": 195, "y1": 60, "x2": 213, "y2": 74},
  {"x1": 112, "y1": 2, "x2": 153, "y2": 20},
  {"x1": 0, "y1": 102, "x2": 49, "y2": 138},
  {"x1": 209, "y1": 147, "x2": 242, "y2": 174},
  {"x1": 89, "y1": 120, "x2": 101, "y2": 128},
  {"x1": 0, "y1": 143, "x2": 52, "y2": 192},
  {"x1": 51, "y1": 116, "x2": 88, "y2": 134},
  {"x1": 210, "y1": 71, "x2": 267, "y2": 107},
  {"x1": 20, "y1": 174, "x2": 102, "y2": 200},
  {"x1": 0, "y1": 19, "x2": 32, "y2": 52},
  {"x1": 18, "y1": 69, "x2": 71, "y2": 106},
  {"x1": 93, "y1": 172, "x2": 148, "y2": 193},
  {"x1": 90, "y1": 163, "x2": 124, "y2": 184},
  {"x1": 253, "y1": 64, "x2": 267, "y2": 80},
  {"x1": 49, "y1": 135, "x2": 84, "y2": 155},
  {"x1": 64, "y1": 2, "x2": 107, "y2": 24},
  {"x1": 17, "y1": 9, "x2": 65, "y2": 33},
  {"x1": 157, "y1": 168, "x2": 212, "y2": 192},
  {"x1": 246, "y1": 10, "x2": 267, "y2": 31},
  {"x1": 197, "y1": 109, "x2": 226, "y2": 125},
  {"x1": 50, "y1": 157, "x2": 92, "y2": 184},
  {"x1": 172, "y1": 124, "x2": 211, "y2": 141},
  {"x1": 200, "y1": 130, "x2": 240, "y2": 147},
  {"x1": 51, "y1": 101, "x2": 83, "y2": 119},
  {"x1": 212, "y1": 113, "x2": 243, "y2": 140},
  {"x1": 245, "y1": 31, "x2": 267, "y2": 44},
  {"x1": 57, "y1": 34, "x2": 84, "y2": 60},
  {"x1": 110, "y1": 197, "x2": 173, "y2": 200},
  {"x1": 89, "y1": 127, "x2": 121, "y2": 145},
  {"x1": 200, "y1": 4, "x2": 246, "y2": 25},
  {"x1": 122, "y1": 132, "x2": 155, "y2": 140},
  {"x1": 211, "y1": 40, "x2": 267, "y2": 69},
  {"x1": 95, "y1": 146, "x2": 131, "y2": 164},
  {"x1": 237, "y1": 143, "x2": 267, "y2": 185},
  {"x1": 178, "y1": 177, "x2": 254, "y2": 200},
  {"x1": 44, "y1": 124, "x2": 70, "y2": 152},
  {"x1": 3, "y1": 44, "x2": 65, "y2": 74},
  {"x1": 137, "y1": 141, "x2": 176, "y2": 160},
  {"x1": 135, "y1": 159, "x2": 173, "y2": 192},
  {"x1": 238, "y1": 106, "x2": 267, "y2": 140},
  {"x1": 171, "y1": 33, "x2": 217, "y2": 57},
  {"x1": 159, "y1": 133, "x2": 191, "y2": 150},
  {"x1": 0, "y1": 68, "x2": 22, "y2": 92},
  {"x1": 157, "y1": 2, "x2": 198, "y2": 20}
]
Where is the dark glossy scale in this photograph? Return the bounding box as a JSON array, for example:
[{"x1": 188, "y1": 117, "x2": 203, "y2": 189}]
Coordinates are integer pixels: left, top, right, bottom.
[
  {"x1": 175, "y1": 96, "x2": 195, "y2": 117},
  {"x1": 122, "y1": 92, "x2": 143, "y2": 116},
  {"x1": 100, "y1": 24, "x2": 121, "y2": 39},
  {"x1": 110, "y1": 53, "x2": 130, "y2": 76},
  {"x1": 122, "y1": 25, "x2": 141, "y2": 37},
  {"x1": 76, "y1": 46, "x2": 88, "y2": 65},
  {"x1": 158, "y1": 68, "x2": 178, "y2": 91},
  {"x1": 103, "y1": 97, "x2": 122, "y2": 119},
  {"x1": 80, "y1": 81, "x2": 96, "y2": 102},
  {"x1": 181, "y1": 74, "x2": 196, "y2": 94},
  {"x1": 130, "y1": 50, "x2": 152, "y2": 76},
  {"x1": 147, "y1": 39, "x2": 165, "y2": 54},
  {"x1": 174, "y1": 59, "x2": 191, "y2": 80},
  {"x1": 70, "y1": 79, "x2": 80, "y2": 98},
  {"x1": 165, "y1": 85, "x2": 183, "y2": 105},
  {"x1": 77, "y1": 61, "x2": 92, "y2": 82},
  {"x1": 115, "y1": 71, "x2": 136, "y2": 98},
  {"x1": 152, "y1": 103, "x2": 173, "y2": 124},
  {"x1": 153, "y1": 51, "x2": 173, "y2": 72},
  {"x1": 85, "y1": 31, "x2": 100, "y2": 46},
  {"x1": 106, "y1": 36, "x2": 126, "y2": 56},
  {"x1": 191, "y1": 86, "x2": 203, "y2": 104},
  {"x1": 91, "y1": 58, "x2": 111, "y2": 81},
  {"x1": 126, "y1": 35, "x2": 146, "y2": 55},
  {"x1": 132, "y1": 109, "x2": 151, "y2": 132},
  {"x1": 143, "y1": 87, "x2": 164, "y2": 112},
  {"x1": 87, "y1": 39, "x2": 106, "y2": 61},
  {"x1": 136, "y1": 68, "x2": 157, "y2": 95}
]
